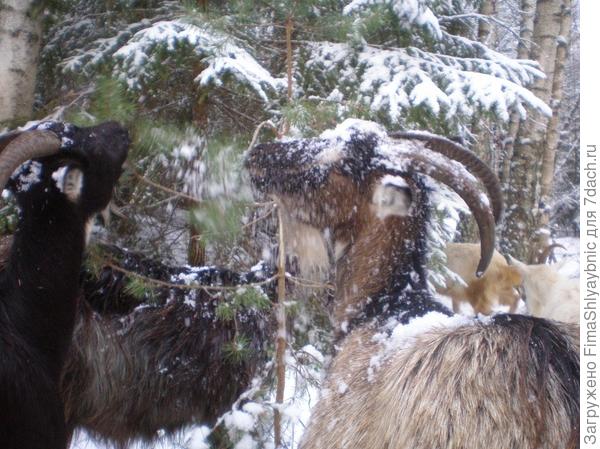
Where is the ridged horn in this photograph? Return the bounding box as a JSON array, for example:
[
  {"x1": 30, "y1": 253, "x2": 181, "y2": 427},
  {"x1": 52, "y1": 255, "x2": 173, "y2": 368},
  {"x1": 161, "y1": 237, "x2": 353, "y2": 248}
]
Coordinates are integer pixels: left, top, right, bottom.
[
  {"x1": 383, "y1": 146, "x2": 496, "y2": 276},
  {"x1": 390, "y1": 132, "x2": 503, "y2": 224},
  {"x1": 0, "y1": 130, "x2": 61, "y2": 189}
]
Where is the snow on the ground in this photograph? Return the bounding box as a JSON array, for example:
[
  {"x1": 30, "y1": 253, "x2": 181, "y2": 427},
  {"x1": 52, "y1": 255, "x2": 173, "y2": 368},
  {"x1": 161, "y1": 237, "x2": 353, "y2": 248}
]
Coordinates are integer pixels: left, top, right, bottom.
[
  {"x1": 554, "y1": 236, "x2": 580, "y2": 278},
  {"x1": 70, "y1": 428, "x2": 206, "y2": 449}
]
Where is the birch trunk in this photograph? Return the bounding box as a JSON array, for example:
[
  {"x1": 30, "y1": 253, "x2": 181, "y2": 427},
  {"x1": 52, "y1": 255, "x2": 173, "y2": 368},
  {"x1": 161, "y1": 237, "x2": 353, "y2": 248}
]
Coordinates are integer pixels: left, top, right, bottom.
[
  {"x1": 500, "y1": 0, "x2": 537, "y2": 186},
  {"x1": 477, "y1": 0, "x2": 495, "y2": 45},
  {"x1": 501, "y1": 0, "x2": 565, "y2": 260},
  {"x1": 540, "y1": 0, "x2": 572, "y2": 200},
  {"x1": 0, "y1": 0, "x2": 43, "y2": 123}
]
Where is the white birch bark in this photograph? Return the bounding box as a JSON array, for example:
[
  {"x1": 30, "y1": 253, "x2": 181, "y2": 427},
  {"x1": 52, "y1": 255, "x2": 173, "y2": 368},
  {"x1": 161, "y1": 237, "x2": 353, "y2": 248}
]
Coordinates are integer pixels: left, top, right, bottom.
[
  {"x1": 540, "y1": 0, "x2": 572, "y2": 199},
  {"x1": 0, "y1": 0, "x2": 43, "y2": 123},
  {"x1": 502, "y1": 0, "x2": 566, "y2": 260}
]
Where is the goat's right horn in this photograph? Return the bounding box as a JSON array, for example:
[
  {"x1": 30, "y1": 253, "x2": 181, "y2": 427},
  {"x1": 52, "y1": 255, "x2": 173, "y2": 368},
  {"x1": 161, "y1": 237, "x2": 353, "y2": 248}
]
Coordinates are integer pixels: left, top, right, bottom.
[
  {"x1": 390, "y1": 132, "x2": 503, "y2": 224},
  {"x1": 0, "y1": 130, "x2": 62, "y2": 189},
  {"x1": 383, "y1": 147, "x2": 496, "y2": 277}
]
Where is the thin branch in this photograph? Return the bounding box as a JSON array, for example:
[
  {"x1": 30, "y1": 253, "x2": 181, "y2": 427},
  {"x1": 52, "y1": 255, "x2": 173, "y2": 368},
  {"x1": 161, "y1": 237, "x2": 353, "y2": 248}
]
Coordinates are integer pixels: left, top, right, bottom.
[
  {"x1": 126, "y1": 164, "x2": 202, "y2": 203},
  {"x1": 247, "y1": 120, "x2": 278, "y2": 153},
  {"x1": 439, "y1": 13, "x2": 525, "y2": 44},
  {"x1": 285, "y1": 273, "x2": 335, "y2": 290},
  {"x1": 104, "y1": 261, "x2": 278, "y2": 292},
  {"x1": 274, "y1": 206, "x2": 287, "y2": 448},
  {"x1": 211, "y1": 96, "x2": 262, "y2": 126},
  {"x1": 242, "y1": 205, "x2": 276, "y2": 230}
]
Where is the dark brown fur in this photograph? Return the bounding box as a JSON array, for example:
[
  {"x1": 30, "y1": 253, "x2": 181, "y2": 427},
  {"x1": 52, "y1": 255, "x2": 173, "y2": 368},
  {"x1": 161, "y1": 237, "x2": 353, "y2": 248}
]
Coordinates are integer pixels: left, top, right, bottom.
[{"x1": 60, "y1": 247, "x2": 274, "y2": 447}]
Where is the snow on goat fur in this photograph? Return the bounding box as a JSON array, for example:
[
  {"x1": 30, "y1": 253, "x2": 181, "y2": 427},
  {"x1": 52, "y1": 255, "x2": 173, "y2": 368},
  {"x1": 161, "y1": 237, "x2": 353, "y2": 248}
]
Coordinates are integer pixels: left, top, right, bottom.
[
  {"x1": 245, "y1": 119, "x2": 579, "y2": 449},
  {"x1": 508, "y1": 256, "x2": 579, "y2": 324},
  {"x1": 301, "y1": 311, "x2": 578, "y2": 449}
]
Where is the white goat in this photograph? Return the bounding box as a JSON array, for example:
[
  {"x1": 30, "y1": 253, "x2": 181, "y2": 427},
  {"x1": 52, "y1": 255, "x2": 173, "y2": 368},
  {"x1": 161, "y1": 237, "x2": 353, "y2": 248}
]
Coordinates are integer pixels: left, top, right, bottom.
[{"x1": 507, "y1": 256, "x2": 579, "y2": 324}]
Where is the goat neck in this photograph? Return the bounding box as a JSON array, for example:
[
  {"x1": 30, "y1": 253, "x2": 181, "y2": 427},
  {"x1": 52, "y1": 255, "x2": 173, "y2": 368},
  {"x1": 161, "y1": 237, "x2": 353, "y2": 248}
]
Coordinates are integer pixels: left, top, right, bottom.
[
  {"x1": 4, "y1": 186, "x2": 87, "y2": 374},
  {"x1": 333, "y1": 173, "x2": 428, "y2": 325}
]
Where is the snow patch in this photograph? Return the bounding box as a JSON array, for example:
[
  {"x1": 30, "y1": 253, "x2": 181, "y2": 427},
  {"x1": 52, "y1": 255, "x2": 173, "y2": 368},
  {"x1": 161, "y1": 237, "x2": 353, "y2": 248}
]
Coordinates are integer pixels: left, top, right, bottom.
[
  {"x1": 15, "y1": 161, "x2": 43, "y2": 192},
  {"x1": 224, "y1": 410, "x2": 255, "y2": 432}
]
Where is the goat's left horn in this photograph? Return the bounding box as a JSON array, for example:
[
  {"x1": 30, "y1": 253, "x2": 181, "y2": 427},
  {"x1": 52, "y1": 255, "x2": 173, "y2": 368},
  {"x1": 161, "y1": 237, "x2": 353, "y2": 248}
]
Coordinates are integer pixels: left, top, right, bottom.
[
  {"x1": 384, "y1": 149, "x2": 496, "y2": 277},
  {"x1": 390, "y1": 132, "x2": 503, "y2": 224},
  {"x1": 0, "y1": 130, "x2": 62, "y2": 189},
  {"x1": 537, "y1": 243, "x2": 567, "y2": 264}
]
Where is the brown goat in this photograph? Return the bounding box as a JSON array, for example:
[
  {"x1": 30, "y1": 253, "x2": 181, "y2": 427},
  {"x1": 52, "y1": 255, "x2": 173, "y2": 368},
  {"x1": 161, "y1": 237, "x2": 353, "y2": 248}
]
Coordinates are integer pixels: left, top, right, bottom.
[
  {"x1": 438, "y1": 243, "x2": 522, "y2": 314},
  {"x1": 245, "y1": 120, "x2": 579, "y2": 449}
]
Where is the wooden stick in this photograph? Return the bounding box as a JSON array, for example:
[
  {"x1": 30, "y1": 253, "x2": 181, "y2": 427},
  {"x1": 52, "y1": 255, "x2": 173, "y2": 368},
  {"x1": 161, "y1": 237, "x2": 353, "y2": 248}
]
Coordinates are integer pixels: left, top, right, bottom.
[{"x1": 273, "y1": 206, "x2": 287, "y2": 448}]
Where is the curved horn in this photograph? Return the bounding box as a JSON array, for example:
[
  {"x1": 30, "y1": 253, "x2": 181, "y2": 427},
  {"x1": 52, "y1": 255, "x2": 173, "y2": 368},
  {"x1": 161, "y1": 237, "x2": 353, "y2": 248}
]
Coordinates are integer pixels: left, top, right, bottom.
[
  {"x1": 0, "y1": 131, "x2": 22, "y2": 153},
  {"x1": 383, "y1": 146, "x2": 496, "y2": 276},
  {"x1": 0, "y1": 130, "x2": 61, "y2": 189},
  {"x1": 537, "y1": 243, "x2": 567, "y2": 264},
  {"x1": 390, "y1": 132, "x2": 503, "y2": 224}
]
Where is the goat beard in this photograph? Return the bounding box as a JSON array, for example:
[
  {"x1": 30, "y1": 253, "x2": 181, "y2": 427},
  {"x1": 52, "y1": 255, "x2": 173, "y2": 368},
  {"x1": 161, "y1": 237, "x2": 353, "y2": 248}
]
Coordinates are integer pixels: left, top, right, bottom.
[{"x1": 278, "y1": 206, "x2": 331, "y2": 284}]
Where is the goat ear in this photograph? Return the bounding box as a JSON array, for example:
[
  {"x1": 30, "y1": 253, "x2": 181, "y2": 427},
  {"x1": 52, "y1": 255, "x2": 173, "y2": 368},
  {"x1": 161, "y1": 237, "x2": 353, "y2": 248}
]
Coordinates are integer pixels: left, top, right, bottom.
[
  {"x1": 371, "y1": 178, "x2": 412, "y2": 219},
  {"x1": 52, "y1": 165, "x2": 84, "y2": 203}
]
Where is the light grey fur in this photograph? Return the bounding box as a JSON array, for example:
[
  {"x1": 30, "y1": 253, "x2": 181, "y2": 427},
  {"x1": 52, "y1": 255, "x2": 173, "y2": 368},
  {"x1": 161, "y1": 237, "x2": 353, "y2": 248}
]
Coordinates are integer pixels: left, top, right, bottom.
[{"x1": 301, "y1": 321, "x2": 579, "y2": 449}]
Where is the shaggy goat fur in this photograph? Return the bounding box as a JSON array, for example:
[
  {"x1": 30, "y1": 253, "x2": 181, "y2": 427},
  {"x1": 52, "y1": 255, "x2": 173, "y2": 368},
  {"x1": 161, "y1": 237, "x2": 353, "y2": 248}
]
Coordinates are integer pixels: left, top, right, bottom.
[
  {"x1": 0, "y1": 122, "x2": 128, "y2": 449},
  {"x1": 438, "y1": 243, "x2": 522, "y2": 314},
  {"x1": 61, "y1": 245, "x2": 274, "y2": 446},
  {"x1": 245, "y1": 120, "x2": 580, "y2": 449},
  {"x1": 302, "y1": 306, "x2": 579, "y2": 449}
]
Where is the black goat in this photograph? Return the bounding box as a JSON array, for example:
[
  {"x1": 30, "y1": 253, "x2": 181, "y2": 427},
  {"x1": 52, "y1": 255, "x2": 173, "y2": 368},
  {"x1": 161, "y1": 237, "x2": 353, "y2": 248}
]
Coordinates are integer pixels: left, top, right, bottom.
[{"x1": 0, "y1": 122, "x2": 129, "y2": 449}]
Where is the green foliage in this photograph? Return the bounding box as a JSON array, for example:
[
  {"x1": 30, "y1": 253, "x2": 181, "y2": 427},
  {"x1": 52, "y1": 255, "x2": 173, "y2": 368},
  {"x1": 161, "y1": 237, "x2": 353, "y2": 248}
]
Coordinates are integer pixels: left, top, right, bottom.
[
  {"x1": 64, "y1": 77, "x2": 137, "y2": 127},
  {"x1": 222, "y1": 335, "x2": 252, "y2": 364},
  {"x1": 90, "y1": 77, "x2": 138, "y2": 125},
  {"x1": 123, "y1": 277, "x2": 154, "y2": 301},
  {"x1": 215, "y1": 287, "x2": 271, "y2": 322},
  {"x1": 234, "y1": 287, "x2": 271, "y2": 311},
  {"x1": 0, "y1": 204, "x2": 18, "y2": 236},
  {"x1": 134, "y1": 121, "x2": 188, "y2": 159},
  {"x1": 191, "y1": 199, "x2": 246, "y2": 245},
  {"x1": 215, "y1": 300, "x2": 235, "y2": 322},
  {"x1": 281, "y1": 99, "x2": 338, "y2": 136},
  {"x1": 83, "y1": 244, "x2": 107, "y2": 279}
]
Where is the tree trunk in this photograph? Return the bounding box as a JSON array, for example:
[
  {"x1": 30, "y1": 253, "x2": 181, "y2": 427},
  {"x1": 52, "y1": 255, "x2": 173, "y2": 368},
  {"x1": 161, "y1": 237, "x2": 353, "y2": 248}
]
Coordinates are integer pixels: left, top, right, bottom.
[
  {"x1": 501, "y1": 0, "x2": 567, "y2": 261},
  {"x1": 477, "y1": 0, "x2": 495, "y2": 45},
  {"x1": 0, "y1": 0, "x2": 43, "y2": 124},
  {"x1": 188, "y1": 219, "x2": 206, "y2": 266},
  {"x1": 540, "y1": 0, "x2": 572, "y2": 200},
  {"x1": 500, "y1": 0, "x2": 537, "y2": 187}
]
